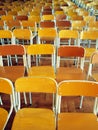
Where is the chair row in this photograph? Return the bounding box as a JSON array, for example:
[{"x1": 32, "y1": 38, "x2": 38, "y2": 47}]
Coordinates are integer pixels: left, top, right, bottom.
[
  {"x1": 1, "y1": 76, "x2": 98, "y2": 130},
  {"x1": 0, "y1": 44, "x2": 98, "y2": 83},
  {"x1": 0, "y1": 29, "x2": 98, "y2": 48}
]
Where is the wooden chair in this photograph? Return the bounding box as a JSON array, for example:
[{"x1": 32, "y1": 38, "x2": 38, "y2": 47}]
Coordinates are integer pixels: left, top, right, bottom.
[
  {"x1": 21, "y1": 20, "x2": 37, "y2": 35},
  {"x1": 11, "y1": 76, "x2": 57, "y2": 130},
  {"x1": 27, "y1": 44, "x2": 56, "y2": 79},
  {"x1": 0, "y1": 30, "x2": 13, "y2": 45},
  {"x1": 0, "y1": 20, "x2": 5, "y2": 30},
  {"x1": 71, "y1": 20, "x2": 86, "y2": 32},
  {"x1": 87, "y1": 51, "x2": 98, "y2": 81},
  {"x1": 41, "y1": 14, "x2": 55, "y2": 21},
  {"x1": 1, "y1": 15, "x2": 14, "y2": 21},
  {"x1": 12, "y1": 29, "x2": 34, "y2": 45},
  {"x1": 15, "y1": 15, "x2": 28, "y2": 21},
  {"x1": 39, "y1": 21, "x2": 56, "y2": 29},
  {"x1": 0, "y1": 45, "x2": 27, "y2": 82},
  {"x1": 0, "y1": 77, "x2": 15, "y2": 130},
  {"x1": 56, "y1": 20, "x2": 71, "y2": 32},
  {"x1": 58, "y1": 30, "x2": 79, "y2": 46},
  {"x1": 57, "y1": 80, "x2": 98, "y2": 130},
  {"x1": 79, "y1": 31, "x2": 98, "y2": 62},
  {"x1": 88, "y1": 21, "x2": 98, "y2": 31},
  {"x1": 56, "y1": 45, "x2": 86, "y2": 83},
  {"x1": 6, "y1": 20, "x2": 21, "y2": 31},
  {"x1": 38, "y1": 28, "x2": 57, "y2": 45}
]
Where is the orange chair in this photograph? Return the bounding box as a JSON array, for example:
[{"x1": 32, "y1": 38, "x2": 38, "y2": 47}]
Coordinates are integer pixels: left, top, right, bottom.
[
  {"x1": 56, "y1": 45, "x2": 86, "y2": 82},
  {"x1": 6, "y1": 20, "x2": 21, "y2": 31},
  {"x1": 11, "y1": 76, "x2": 57, "y2": 130},
  {"x1": 27, "y1": 44, "x2": 56, "y2": 79},
  {"x1": 56, "y1": 20, "x2": 71, "y2": 32},
  {"x1": 0, "y1": 77, "x2": 15, "y2": 130},
  {"x1": 0, "y1": 45, "x2": 27, "y2": 82},
  {"x1": 57, "y1": 80, "x2": 98, "y2": 130}
]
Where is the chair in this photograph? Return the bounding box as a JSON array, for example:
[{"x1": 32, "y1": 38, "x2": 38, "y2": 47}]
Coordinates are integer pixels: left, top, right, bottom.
[
  {"x1": 21, "y1": 20, "x2": 37, "y2": 35},
  {"x1": 84, "y1": 16, "x2": 96, "y2": 24},
  {"x1": 71, "y1": 20, "x2": 86, "y2": 32},
  {"x1": 70, "y1": 15, "x2": 83, "y2": 21},
  {"x1": 39, "y1": 21, "x2": 55, "y2": 29},
  {"x1": 56, "y1": 45, "x2": 86, "y2": 82},
  {"x1": 54, "y1": 11, "x2": 64, "y2": 16},
  {"x1": 12, "y1": 29, "x2": 34, "y2": 45},
  {"x1": 27, "y1": 44, "x2": 56, "y2": 79},
  {"x1": 1, "y1": 15, "x2": 14, "y2": 21},
  {"x1": 0, "y1": 77, "x2": 15, "y2": 130},
  {"x1": 55, "y1": 14, "x2": 67, "y2": 21},
  {"x1": 0, "y1": 44, "x2": 27, "y2": 82},
  {"x1": 79, "y1": 31, "x2": 98, "y2": 62},
  {"x1": 38, "y1": 28, "x2": 57, "y2": 45},
  {"x1": 11, "y1": 76, "x2": 57, "y2": 130},
  {"x1": 15, "y1": 15, "x2": 28, "y2": 21},
  {"x1": 58, "y1": 30, "x2": 79, "y2": 46},
  {"x1": 57, "y1": 80, "x2": 98, "y2": 130},
  {"x1": 88, "y1": 21, "x2": 98, "y2": 31},
  {"x1": 56, "y1": 20, "x2": 71, "y2": 32},
  {"x1": 6, "y1": 20, "x2": 21, "y2": 31},
  {"x1": 0, "y1": 30, "x2": 13, "y2": 45},
  {"x1": 87, "y1": 51, "x2": 98, "y2": 81},
  {"x1": 41, "y1": 14, "x2": 55, "y2": 21}
]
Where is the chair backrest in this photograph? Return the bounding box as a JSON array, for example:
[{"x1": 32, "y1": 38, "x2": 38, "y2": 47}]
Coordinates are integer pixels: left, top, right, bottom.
[
  {"x1": 56, "y1": 14, "x2": 66, "y2": 21},
  {"x1": 39, "y1": 21, "x2": 55, "y2": 28},
  {"x1": 41, "y1": 14, "x2": 55, "y2": 21},
  {"x1": 15, "y1": 15, "x2": 28, "y2": 21},
  {"x1": 15, "y1": 76, "x2": 57, "y2": 110},
  {"x1": 27, "y1": 44, "x2": 55, "y2": 68},
  {"x1": 79, "y1": 31, "x2": 98, "y2": 48},
  {"x1": 0, "y1": 44, "x2": 27, "y2": 67},
  {"x1": 57, "y1": 80, "x2": 98, "y2": 113},
  {"x1": 58, "y1": 30, "x2": 79, "y2": 46},
  {"x1": 0, "y1": 77, "x2": 15, "y2": 130},
  {"x1": 88, "y1": 21, "x2": 98, "y2": 31},
  {"x1": 6, "y1": 20, "x2": 21, "y2": 30},
  {"x1": 56, "y1": 20, "x2": 71, "y2": 31},
  {"x1": 12, "y1": 28, "x2": 33, "y2": 44},
  {"x1": 57, "y1": 45, "x2": 85, "y2": 70},
  {"x1": 28, "y1": 15, "x2": 41, "y2": 24},
  {"x1": 1, "y1": 15, "x2": 14, "y2": 21},
  {"x1": 21, "y1": 20, "x2": 37, "y2": 34},
  {"x1": 71, "y1": 20, "x2": 86, "y2": 31},
  {"x1": 38, "y1": 28, "x2": 57, "y2": 44},
  {"x1": 84, "y1": 16, "x2": 96, "y2": 23},
  {"x1": 0, "y1": 30, "x2": 12, "y2": 45}
]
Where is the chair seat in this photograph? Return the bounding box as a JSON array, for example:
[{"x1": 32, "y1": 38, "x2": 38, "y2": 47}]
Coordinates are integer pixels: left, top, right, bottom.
[
  {"x1": 0, "y1": 66, "x2": 25, "y2": 82},
  {"x1": 28, "y1": 66, "x2": 56, "y2": 79},
  {"x1": 58, "y1": 113, "x2": 98, "y2": 130},
  {"x1": 56, "y1": 67, "x2": 86, "y2": 82},
  {"x1": 0, "y1": 108, "x2": 8, "y2": 130},
  {"x1": 11, "y1": 108, "x2": 55, "y2": 130}
]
